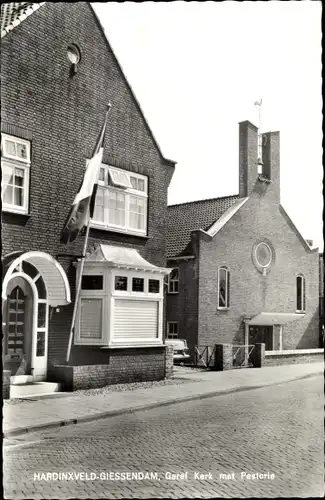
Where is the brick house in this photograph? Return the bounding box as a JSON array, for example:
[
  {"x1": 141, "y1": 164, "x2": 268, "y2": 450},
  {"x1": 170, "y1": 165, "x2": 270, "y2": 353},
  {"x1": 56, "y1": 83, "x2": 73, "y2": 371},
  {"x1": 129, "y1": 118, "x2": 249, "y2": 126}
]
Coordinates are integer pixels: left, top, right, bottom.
[
  {"x1": 166, "y1": 120, "x2": 320, "y2": 357},
  {"x1": 319, "y1": 254, "x2": 324, "y2": 347},
  {"x1": 1, "y1": 2, "x2": 175, "y2": 396}
]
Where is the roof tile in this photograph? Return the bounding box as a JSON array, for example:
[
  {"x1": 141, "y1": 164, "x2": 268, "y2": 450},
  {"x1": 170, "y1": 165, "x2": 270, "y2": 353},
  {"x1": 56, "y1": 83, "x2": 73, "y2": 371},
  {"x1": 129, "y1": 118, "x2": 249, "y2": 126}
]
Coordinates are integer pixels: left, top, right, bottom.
[
  {"x1": 167, "y1": 195, "x2": 239, "y2": 258},
  {"x1": 1, "y1": 2, "x2": 43, "y2": 37}
]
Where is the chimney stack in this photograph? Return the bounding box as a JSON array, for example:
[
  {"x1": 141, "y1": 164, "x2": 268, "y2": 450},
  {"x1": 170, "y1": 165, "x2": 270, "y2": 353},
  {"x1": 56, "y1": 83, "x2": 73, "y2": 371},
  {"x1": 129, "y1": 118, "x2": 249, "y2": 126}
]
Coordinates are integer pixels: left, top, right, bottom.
[
  {"x1": 238, "y1": 121, "x2": 258, "y2": 197},
  {"x1": 261, "y1": 131, "x2": 280, "y2": 203}
]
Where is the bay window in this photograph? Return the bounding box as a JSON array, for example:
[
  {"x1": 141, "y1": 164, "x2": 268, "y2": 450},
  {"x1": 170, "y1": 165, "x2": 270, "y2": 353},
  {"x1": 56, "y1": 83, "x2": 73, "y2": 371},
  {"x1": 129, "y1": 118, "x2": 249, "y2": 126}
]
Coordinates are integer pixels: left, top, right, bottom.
[
  {"x1": 74, "y1": 244, "x2": 170, "y2": 348},
  {"x1": 92, "y1": 165, "x2": 148, "y2": 236},
  {"x1": 1, "y1": 133, "x2": 31, "y2": 214}
]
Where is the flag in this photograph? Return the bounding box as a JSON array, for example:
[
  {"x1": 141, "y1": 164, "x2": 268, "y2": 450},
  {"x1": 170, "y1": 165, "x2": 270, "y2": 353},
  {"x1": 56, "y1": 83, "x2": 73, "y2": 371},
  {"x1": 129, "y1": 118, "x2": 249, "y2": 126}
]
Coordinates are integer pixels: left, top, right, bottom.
[
  {"x1": 254, "y1": 99, "x2": 262, "y2": 106},
  {"x1": 60, "y1": 105, "x2": 111, "y2": 244}
]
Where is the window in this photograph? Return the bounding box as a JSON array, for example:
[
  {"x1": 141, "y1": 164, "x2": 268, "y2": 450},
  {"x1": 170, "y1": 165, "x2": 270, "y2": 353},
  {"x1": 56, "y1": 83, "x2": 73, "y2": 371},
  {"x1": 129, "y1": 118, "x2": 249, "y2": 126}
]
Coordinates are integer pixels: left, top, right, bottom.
[
  {"x1": 1, "y1": 134, "x2": 31, "y2": 214},
  {"x1": 218, "y1": 267, "x2": 230, "y2": 309},
  {"x1": 92, "y1": 165, "x2": 148, "y2": 235},
  {"x1": 80, "y1": 298, "x2": 102, "y2": 340},
  {"x1": 149, "y1": 279, "x2": 160, "y2": 294},
  {"x1": 255, "y1": 242, "x2": 272, "y2": 268},
  {"x1": 67, "y1": 44, "x2": 81, "y2": 65},
  {"x1": 81, "y1": 275, "x2": 103, "y2": 290},
  {"x1": 296, "y1": 275, "x2": 306, "y2": 312},
  {"x1": 115, "y1": 276, "x2": 128, "y2": 291},
  {"x1": 167, "y1": 322, "x2": 179, "y2": 339},
  {"x1": 168, "y1": 268, "x2": 179, "y2": 294},
  {"x1": 132, "y1": 277, "x2": 144, "y2": 292}
]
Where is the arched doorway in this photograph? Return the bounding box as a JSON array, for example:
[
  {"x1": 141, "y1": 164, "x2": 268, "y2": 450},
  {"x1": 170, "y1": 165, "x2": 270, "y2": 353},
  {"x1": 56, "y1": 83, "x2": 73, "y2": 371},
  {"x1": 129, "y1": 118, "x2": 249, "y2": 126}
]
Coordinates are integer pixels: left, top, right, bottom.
[{"x1": 2, "y1": 251, "x2": 70, "y2": 383}]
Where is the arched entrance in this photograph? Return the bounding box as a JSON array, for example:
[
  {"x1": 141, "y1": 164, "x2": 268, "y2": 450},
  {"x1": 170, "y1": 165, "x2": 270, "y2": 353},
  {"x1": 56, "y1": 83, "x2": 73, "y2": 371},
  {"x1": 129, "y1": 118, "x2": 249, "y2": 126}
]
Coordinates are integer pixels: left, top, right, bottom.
[{"x1": 2, "y1": 251, "x2": 70, "y2": 383}]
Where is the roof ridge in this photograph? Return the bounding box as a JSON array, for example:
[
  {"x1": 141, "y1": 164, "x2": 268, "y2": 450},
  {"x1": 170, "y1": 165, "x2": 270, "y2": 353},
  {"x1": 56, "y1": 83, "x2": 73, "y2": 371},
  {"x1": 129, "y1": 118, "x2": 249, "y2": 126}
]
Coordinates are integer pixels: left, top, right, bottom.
[{"x1": 168, "y1": 193, "x2": 239, "y2": 208}]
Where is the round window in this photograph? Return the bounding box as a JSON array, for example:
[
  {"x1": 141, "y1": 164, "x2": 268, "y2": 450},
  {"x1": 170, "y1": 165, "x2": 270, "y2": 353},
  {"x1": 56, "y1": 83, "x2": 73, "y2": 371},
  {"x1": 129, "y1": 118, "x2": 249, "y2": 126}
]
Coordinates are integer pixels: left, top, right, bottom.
[
  {"x1": 67, "y1": 44, "x2": 81, "y2": 65},
  {"x1": 255, "y1": 242, "x2": 272, "y2": 268}
]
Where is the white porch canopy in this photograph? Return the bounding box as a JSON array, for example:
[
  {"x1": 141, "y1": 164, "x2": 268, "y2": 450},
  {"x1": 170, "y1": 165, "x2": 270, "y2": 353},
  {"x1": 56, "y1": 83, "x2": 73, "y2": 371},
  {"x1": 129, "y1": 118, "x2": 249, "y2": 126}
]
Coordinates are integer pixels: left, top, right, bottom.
[
  {"x1": 2, "y1": 251, "x2": 71, "y2": 306},
  {"x1": 248, "y1": 312, "x2": 304, "y2": 326},
  {"x1": 84, "y1": 244, "x2": 171, "y2": 274}
]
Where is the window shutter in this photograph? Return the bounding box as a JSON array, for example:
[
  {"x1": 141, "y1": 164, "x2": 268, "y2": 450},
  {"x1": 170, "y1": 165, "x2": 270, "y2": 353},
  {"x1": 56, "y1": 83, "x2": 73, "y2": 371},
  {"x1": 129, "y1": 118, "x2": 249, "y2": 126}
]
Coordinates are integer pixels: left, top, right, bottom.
[
  {"x1": 114, "y1": 299, "x2": 158, "y2": 340},
  {"x1": 80, "y1": 298, "x2": 102, "y2": 340},
  {"x1": 227, "y1": 270, "x2": 230, "y2": 308}
]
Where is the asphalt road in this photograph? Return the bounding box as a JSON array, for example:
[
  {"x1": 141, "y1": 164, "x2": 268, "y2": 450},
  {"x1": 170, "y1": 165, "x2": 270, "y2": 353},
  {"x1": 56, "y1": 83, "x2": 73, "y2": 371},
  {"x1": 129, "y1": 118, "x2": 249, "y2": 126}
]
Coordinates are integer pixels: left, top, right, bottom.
[{"x1": 4, "y1": 375, "x2": 324, "y2": 499}]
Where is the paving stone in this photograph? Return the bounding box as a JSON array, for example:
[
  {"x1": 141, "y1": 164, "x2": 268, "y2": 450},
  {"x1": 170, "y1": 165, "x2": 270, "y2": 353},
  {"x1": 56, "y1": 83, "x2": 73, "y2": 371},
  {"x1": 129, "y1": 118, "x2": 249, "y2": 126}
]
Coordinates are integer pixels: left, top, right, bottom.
[{"x1": 3, "y1": 375, "x2": 323, "y2": 499}]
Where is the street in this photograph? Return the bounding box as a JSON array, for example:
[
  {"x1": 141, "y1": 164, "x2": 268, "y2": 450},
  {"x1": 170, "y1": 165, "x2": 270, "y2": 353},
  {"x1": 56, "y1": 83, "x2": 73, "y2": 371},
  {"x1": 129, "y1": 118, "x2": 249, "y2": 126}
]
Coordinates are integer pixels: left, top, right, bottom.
[{"x1": 4, "y1": 375, "x2": 324, "y2": 499}]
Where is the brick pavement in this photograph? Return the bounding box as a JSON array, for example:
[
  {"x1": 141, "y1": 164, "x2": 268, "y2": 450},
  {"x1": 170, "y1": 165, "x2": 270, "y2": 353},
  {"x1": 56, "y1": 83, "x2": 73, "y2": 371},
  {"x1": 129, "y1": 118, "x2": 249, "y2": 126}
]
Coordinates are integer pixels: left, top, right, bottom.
[
  {"x1": 3, "y1": 362, "x2": 324, "y2": 437},
  {"x1": 3, "y1": 375, "x2": 324, "y2": 499}
]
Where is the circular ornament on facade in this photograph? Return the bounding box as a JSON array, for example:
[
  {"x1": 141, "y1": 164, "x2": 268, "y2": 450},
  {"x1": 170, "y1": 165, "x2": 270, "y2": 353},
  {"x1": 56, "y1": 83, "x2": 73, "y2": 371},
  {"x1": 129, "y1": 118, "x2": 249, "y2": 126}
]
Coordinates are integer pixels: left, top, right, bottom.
[
  {"x1": 255, "y1": 242, "x2": 272, "y2": 267},
  {"x1": 67, "y1": 44, "x2": 81, "y2": 65},
  {"x1": 252, "y1": 240, "x2": 275, "y2": 275}
]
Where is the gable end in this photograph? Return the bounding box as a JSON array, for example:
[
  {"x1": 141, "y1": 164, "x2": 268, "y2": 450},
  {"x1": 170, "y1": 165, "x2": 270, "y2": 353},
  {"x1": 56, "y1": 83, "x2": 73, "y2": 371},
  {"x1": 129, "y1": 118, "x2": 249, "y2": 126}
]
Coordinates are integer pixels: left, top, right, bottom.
[{"x1": 279, "y1": 205, "x2": 319, "y2": 253}]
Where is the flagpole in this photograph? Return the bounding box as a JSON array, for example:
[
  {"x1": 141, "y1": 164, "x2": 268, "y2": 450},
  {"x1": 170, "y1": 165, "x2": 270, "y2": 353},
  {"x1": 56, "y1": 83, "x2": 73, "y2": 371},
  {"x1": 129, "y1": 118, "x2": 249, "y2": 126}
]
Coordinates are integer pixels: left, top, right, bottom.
[
  {"x1": 66, "y1": 216, "x2": 91, "y2": 363},
  {"x1": 63, "y1": 104, "x2": 111, "y2": 364}
]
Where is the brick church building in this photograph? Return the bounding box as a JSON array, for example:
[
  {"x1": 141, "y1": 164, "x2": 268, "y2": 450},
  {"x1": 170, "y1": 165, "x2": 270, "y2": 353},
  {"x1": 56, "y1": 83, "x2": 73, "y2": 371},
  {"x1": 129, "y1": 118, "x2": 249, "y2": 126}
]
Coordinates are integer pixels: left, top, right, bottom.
[
  {"x1": 1, "y1": 2, "x2": 175, "y2": 397},
  {"x1": 166, "y1": 121, "x2": 320, "y2": 357}
]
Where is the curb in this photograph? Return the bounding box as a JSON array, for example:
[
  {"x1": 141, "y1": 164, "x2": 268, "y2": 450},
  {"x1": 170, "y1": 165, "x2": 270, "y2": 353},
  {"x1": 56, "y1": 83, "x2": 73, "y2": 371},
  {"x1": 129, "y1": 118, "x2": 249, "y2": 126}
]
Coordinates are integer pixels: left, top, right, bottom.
[{"x1": 3, "y1": 371, "x2": 322, "y2": 439}]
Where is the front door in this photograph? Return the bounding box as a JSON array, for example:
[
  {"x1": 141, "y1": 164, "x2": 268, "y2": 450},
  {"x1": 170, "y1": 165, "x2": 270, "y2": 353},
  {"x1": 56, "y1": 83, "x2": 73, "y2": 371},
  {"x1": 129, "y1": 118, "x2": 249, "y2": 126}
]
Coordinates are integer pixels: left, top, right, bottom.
[
  {"x1": 4, "y1": 278, "x2": 33, "y2": 375},
  {"x1": 249, "y1": 325, "x2": 273, "y2": 350}
]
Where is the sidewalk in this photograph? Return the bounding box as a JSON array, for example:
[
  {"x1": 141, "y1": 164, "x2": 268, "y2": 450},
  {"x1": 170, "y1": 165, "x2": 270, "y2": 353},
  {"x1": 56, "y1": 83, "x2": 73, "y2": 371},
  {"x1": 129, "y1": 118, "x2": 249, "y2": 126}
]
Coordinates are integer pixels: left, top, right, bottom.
[{"x1": 3, "y1": 362, "x2": 323, "y2": 438}]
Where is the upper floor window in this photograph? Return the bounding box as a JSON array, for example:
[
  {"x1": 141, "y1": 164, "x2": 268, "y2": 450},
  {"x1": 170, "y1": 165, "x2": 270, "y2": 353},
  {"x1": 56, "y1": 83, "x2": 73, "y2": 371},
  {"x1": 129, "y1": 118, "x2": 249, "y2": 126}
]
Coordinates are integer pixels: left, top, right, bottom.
[
  {"x1": 296, "y1": 275, "x2": 306, "y2": 312},
  {"x1": 218, "y1": 266, "x2": 230, "y2": 309},
  {"x1": 1, "y1": 133, "x2": 31, "y2": 214},
  {"x1": 92, "y1": 165, "x2": 148, "y2": 236},
  {"x1": 168, "y1": 268, "x2": 179, "y2": 294}
]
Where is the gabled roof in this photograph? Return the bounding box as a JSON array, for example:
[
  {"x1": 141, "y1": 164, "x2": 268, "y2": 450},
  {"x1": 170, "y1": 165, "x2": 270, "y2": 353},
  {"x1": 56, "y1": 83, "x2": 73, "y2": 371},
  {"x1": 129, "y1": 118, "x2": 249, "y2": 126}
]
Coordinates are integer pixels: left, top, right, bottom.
[
  {"x1": 207, "y1": 197, "x2": 248, "y2": 237},
  {"x1": 1, "y1": 2, "x2": 44, "y2": 37},
  {"x1": 1, "y1": 2, "x2": 176, "y2": 167},
  {"x1": 167, "y1": 195, "x2": 239, "y2": 258}
]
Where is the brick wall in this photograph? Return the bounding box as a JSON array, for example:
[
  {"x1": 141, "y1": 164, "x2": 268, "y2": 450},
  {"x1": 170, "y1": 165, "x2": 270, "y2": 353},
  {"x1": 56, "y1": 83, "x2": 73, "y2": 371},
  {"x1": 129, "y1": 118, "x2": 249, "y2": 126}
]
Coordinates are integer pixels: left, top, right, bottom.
[
  {"x1": 2, "y1": 370, "x2": 11, "y2": 400},
  {"x1": 198, "y1": 193, "x2": 319, "y2": 349},
  {"x1": 166, "y1": 257, "x2": 199, "y2": 356},
  {"x1": 264, "y1": 350, "x2": 324, "y2": 367},
  {"x1": 48, "y1": 346, "x2": 167, "y2": 390},
  {"x1": 1, "y1": 3, "x2": 175, "y2": 367},
  {"x1": 164, "y1": 344, "x2": 174, "y2": 378}
]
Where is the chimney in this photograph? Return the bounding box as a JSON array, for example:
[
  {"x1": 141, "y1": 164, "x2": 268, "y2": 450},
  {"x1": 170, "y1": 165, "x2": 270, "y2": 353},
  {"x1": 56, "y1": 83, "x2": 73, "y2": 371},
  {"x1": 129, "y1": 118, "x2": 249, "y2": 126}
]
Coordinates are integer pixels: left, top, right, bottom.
[
  {"x1": 261, "y1": 131, "x2": 280, "y2": 203},
  {"x1": 306, "y1": 239, "x2": 313, "y2": 247},
  {"x1": 238, "y1": 121, "x2": 258, "y2": 197}
]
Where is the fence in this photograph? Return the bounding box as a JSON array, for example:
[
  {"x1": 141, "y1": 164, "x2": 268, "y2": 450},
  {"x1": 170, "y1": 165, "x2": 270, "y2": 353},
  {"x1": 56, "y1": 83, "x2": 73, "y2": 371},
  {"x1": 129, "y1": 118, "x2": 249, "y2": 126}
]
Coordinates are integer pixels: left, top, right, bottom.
[
  {"x1": 194, "y1": 344, "x2": 257, "y2": 370},
  {"x1": 232, "y1": 344, "x2": 255, "y2": 368}
]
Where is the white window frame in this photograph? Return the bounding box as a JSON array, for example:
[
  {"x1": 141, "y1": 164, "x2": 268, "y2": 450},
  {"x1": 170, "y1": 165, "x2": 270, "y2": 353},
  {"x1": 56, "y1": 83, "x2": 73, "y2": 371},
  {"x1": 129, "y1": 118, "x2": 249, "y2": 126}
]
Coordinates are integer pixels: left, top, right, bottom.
[
  {"x1": 168, "y1": 268, "x2": 179, "y2": 294},
  {"x1": 167, "y1": 322, "x2": 179, "y2": 339},
  {"x1": 296, "y1": 274, "x2": 306, "y2": 313},
  {"x1": 1, "y1": 133, "x2": 31, "y2": 214},
  {"x1": 91, "y1": 164, "x2": 148, "y2": 236},
  {"x1": 217, "y1": 266, "x2": 230, "y2": 310}
]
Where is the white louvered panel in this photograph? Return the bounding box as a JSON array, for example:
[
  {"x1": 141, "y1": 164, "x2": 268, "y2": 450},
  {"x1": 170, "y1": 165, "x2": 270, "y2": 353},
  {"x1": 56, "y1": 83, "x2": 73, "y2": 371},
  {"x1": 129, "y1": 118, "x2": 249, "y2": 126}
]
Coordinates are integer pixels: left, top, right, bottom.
[
  {"x1": 114, "y1": 300, "x2": 158, "y2": 339},
  {"x1": 80, "y1": 298, "x2": 102, "y2": 339}
]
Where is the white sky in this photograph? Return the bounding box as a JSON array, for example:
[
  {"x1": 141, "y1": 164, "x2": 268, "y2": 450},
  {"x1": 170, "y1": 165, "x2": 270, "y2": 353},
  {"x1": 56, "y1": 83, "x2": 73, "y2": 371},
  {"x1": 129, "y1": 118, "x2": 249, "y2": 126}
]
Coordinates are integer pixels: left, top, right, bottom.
[{"x1": 92, "y1": 1, "x2": 323, "y2": 250}]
